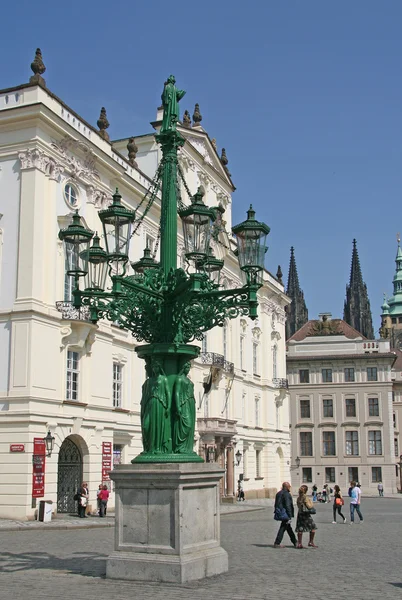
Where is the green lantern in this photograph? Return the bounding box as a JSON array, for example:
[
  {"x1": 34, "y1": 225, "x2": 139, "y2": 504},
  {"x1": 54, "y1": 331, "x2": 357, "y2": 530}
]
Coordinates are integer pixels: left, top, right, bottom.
[
  {"x1": 84, "y1": 234, "x2": 108, "y2": 291},
  {"x1": 232, "y1": 205, "x2": 270, "y2": 285},
  {"x1": 196, "y1": 246, "x2": 224, "y2": 285},
  {"x1": 98, "y1": 188, "x2": 136, "y2": 276},
  {"x1": 131, "y1": 247, "x2": 160, "y2": 274},
  {"x1": 179, "y1": 186, "x2": 216, "y2": 264},
  {"x1": 58, "y1": 212, "x2": 94, "y2": 279}
]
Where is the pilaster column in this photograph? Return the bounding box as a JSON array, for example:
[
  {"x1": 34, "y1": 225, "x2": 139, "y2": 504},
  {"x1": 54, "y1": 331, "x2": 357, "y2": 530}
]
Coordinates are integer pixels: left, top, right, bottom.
[
  {"x1": 226, "y1": 445, "x2": 234, "y2": 497},
  {"x1": 16, "y1": 149, "x2": 54, "y2": 304}
]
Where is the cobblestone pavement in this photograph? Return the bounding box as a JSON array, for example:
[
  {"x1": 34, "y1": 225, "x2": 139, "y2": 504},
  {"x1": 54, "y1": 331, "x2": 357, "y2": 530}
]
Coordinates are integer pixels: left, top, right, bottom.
[{"x1": 0, "y1": 498, "x2": 401, "y2": 600}]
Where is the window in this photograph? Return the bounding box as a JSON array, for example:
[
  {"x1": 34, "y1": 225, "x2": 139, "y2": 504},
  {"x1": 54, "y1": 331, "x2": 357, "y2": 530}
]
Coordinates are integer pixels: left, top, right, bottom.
[
  {"x1": 256, "y1": 450, "x2": 261, "y2": 477},
  {"x1": 204, "y1": 391, "x2": 209, "y2": 417},
  {"x1": 393, "y1": 413, "x2": 396, "y2": 428},
  {"x1": 113, "y1": 363, "x2": 123, "y2": 408},
  {"x1": 64, "y1": 242, "x2": 77, "y2": 301},
  {"x1": 368, "y1": 397, "x2": 379, "y2": 417},
  {"x1": 302, "y1": 467, "x2": 312, "y2": 483},
  {"x1": 252, "y1": 342, "x2": 259, "y2": 375},
  {"x1": 66, "y1": 350, "x2": 79, "y2": 401},
  {"x1": 240, "y1": 336, "x2": 245, "y2": 370},
  {"x1": 272, "y1": 345, "x2": 278, "y2": 379},
  {"x1": 113, "y1": 444, "x2": 123, "y2": 467},
  {"x1": 372, "y1": 467, "x2": 382, "y2": 483},
  {"x1": 241, "y1": 392, "x2": 246, "y2": 423},
  {"x1": 345, "y1": 397, "x2": 356, "y2": 417},
  {"x1": 223, "y1": 323, "x2": 228, "y2": 359},
  {"x1": 300, "y1": 432, "x2": 313, "y2": 456},
  {"x1": 325, "y1": 467, "x2": 335, "y2": 483},
  {"x1": 300, "y1": 399, "x2": 311, "y2": 419},
  {"x1": 395, "y1": 437, "x2": 399, "y2": 457},
  {"x1": 299, "y1": 369, "x2": 309, "y2": 383},
  {"x1": 348, "y1": 467, "x2": 358, "y2": 483},
  {"x1": 202, "y1": 334, "x2": 207, "y2": 354},
  {"x1": 392, "y1": 317, "x2": 397, "y2": 324},
  {"x1": 323, "y1": 431, "x2": 336, "y2": 456},
  {"x1": 367, "y1": 367, "x2": 378, "y2": 382},
  {"x1": 145, "y1": 234, "x2": 155, "y2": 254},
  {"x1": 368, "y1": 431, "x2": 382, "y2": 455},
  {"x1": 344, "y1": 368, "x2": 355, "y2": 382},
  {"x1": 323, "y1": 398, "x2": 333, "y2": 418},
  {"x1": 243, "y1": 448, "x2": 248, "y2": 478},
  {"x1": 255, "y1": 396, "x2": 260, "y2": 427},
  {"x1": 322, "y1": 369, "x2": 333, "y2": 383},
  {"x1": 64, "y1": 183, "x2": 79, "y2": 208},
  {"x1": 345, "y1": 431, "x2": 359, "y2": 455}
]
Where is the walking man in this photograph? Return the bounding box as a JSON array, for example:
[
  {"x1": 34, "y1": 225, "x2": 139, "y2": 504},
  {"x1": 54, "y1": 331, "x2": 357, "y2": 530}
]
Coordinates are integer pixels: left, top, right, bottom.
[
  {"x1": 274, "y1": 481, "x2": 297, "y2": 548},
  {"x1": 349, "y1": 481, "x2": 363, "y2": 524},
  {"x1": 377, "y1": 482, "x2": 384, "y2": 497}
]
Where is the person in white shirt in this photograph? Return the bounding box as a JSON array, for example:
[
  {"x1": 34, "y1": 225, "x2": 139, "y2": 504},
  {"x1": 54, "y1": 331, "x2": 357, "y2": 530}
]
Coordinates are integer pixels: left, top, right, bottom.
[
  {"x1": 377, "y1": 482, "x2": 384, "y2": 497},
  {"x1": 349, "y1": 481, "x2": 363, "y2": 524}
]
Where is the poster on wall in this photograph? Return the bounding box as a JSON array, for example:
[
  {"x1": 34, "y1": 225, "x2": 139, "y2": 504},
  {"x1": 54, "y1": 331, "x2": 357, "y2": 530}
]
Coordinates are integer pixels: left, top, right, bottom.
[
  {"x1": 102, "y1": 442, "x2": 112, "y2": 489},
  {"x1": 32, "y1": 438, "x2": 46, "y2": 498}
]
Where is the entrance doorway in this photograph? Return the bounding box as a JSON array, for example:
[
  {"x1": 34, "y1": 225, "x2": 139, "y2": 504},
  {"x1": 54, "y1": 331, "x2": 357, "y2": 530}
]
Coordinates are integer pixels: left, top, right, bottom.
[{"x1": 57, "y1": 437, "x2": 83, "y2": 513}]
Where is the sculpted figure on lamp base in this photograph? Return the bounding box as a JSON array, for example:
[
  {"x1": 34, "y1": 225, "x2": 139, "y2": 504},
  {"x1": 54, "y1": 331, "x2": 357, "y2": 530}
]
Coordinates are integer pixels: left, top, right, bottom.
[
  {"x1": 141, "y1": 359, "x2": 172, "y2": 454},
  {"x1": 172, "y1": 362, "x2": 196, "y2": 454}
]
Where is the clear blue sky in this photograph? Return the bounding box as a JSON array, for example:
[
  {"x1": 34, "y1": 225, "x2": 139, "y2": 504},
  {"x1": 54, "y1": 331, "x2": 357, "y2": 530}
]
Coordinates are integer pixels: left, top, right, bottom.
[{"x1": 2, "y1": 0, "x2": 402, "y2": 331}]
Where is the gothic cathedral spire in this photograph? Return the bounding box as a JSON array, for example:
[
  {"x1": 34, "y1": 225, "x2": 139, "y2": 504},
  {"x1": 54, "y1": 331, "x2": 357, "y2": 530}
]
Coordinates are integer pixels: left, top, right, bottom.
[
  {"x1": 343, "y1": 239, "x2": 374, "y2": 338},
  {"x1": 285, "y1": 247, "x2": 308, "y2": 339}
]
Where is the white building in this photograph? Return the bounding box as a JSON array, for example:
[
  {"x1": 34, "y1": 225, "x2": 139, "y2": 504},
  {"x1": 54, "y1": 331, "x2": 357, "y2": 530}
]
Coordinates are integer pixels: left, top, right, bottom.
[
  {"x1": 0, "y1": 52, "x2": 291, "y2": 519},
  {"x1": 287, "y1": 314, "x2": 397, "y2": 495}
]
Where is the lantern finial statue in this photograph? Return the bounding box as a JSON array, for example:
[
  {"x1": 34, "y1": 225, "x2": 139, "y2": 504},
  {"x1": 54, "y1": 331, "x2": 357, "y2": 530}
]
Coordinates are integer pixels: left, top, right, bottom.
[
  {"x1": 160, "y1": 75, "x2": 186, "y2": 134},
  {"x1": 59, "y1": 76, "x2": 270, "y2": 464}
]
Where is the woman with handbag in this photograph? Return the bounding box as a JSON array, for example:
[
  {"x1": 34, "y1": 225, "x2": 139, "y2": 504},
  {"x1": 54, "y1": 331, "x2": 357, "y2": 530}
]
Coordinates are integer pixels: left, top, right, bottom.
[
  {"x1": 296, "y1": 485, "x2": 318, "y2": 548},
  {"x1": 332, "y1": 485, "x2": 346, "y2": 523}
]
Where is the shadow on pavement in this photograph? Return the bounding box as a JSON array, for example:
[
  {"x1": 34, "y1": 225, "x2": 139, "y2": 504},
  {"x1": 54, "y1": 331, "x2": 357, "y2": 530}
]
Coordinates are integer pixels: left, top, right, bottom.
[{"x1": 0, "y1": 551, "x2": 107, "y2": 578}]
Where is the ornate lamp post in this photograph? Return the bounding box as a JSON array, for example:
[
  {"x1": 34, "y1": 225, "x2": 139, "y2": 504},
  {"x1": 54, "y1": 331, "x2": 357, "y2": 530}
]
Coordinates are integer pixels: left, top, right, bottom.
[{"x1": 59, "y1": 76, "x2": 270, "y2": 465}]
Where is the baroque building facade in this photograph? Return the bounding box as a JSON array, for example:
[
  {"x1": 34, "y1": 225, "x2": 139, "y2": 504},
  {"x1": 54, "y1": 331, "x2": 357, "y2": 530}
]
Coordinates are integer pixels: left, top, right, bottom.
[
  {"x1": 0, "y1": 52, "x2": 290, "y2": 519},
  {"x1": 287, "y1": 314, "x2": 397, "y2": 495}
]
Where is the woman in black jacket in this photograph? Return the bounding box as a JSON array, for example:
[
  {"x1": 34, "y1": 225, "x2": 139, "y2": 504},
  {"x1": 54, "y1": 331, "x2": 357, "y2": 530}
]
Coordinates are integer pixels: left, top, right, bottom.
[{"x1": 273, "y1": 482, "x2": 297, "y2": 548}]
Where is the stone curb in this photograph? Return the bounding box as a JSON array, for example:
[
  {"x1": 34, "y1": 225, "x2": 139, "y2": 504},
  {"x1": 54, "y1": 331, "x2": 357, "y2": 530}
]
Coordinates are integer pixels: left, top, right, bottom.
[{"x1": 0, "y1": 505, "x2": 266, "y2": 531}]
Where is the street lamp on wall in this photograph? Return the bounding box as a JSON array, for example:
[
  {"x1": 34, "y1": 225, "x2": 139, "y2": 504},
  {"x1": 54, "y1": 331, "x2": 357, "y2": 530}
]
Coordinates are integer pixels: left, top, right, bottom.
[
  {"x1": 43, "y1": 431, "x2": 55, "y2": 457},
  {"x1": 235, "y1": 450, "x2": 242, "y2": 466},
  {"x1": 295, "y1": 456, "x2": 300, "y2": 469}
]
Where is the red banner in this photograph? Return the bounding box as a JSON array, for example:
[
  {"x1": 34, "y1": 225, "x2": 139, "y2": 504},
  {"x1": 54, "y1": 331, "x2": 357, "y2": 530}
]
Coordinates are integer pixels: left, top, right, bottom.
[
  {"x1": 102, "y1": 442, "x2": 112, "y2": 481},
  {"x1": 32, "y1": 437, "x2": 46, "y2": 498}
]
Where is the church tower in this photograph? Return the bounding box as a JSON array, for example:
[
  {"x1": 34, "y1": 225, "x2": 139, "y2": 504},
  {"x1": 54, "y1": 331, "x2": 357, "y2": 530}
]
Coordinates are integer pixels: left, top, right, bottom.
[
  {"x1": 343, "y1": 239, "x2": 374, "y2": 339},
  {"x1": 285, "y1": 247, "x2": 308, "y2": 339},
  {"x1": 380, "y1": 236, "x2": 402, "y2": 347}
]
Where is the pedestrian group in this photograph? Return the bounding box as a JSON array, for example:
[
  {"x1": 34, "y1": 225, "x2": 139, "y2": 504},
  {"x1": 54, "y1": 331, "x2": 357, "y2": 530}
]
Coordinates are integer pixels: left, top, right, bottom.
[{"x1": 273, "y1": 479, "x2": 365, "y2": 548}]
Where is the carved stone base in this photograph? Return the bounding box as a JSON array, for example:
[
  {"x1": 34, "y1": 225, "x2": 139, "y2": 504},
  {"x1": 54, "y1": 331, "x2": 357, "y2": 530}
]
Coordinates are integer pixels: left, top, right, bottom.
[{"x1": 106, "y1": 463, "x2": 228, "y2": 583}]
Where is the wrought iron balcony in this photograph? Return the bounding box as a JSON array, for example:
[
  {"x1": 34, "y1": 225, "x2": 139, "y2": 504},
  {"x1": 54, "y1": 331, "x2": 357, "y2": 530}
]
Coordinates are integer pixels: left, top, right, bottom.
[
  {"x1": 200, "y1": 352, "x2": 234, "y2": 375},
  {"x1": 56, "y1": 301, "x2": 91, "y2": 321},
  {"x1": 272, "y1": 378, "x2": 289, "y2": 389}
]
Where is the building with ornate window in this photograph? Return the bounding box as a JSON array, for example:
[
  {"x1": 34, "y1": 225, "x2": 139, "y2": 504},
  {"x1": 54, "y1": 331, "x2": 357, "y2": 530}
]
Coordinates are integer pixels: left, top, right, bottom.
[
  {"x1": 0, "y1": 50, "x2": 290, "y2": 519},
  {"x1": 287, "y1": 314, "x2": 397, "y2": 495}
]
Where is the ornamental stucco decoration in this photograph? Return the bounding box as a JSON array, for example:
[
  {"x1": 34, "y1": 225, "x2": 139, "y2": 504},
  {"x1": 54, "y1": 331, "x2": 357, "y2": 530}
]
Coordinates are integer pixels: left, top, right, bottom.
[
  {"x1": 187, "y1": 137, "x2": 214, "y2": 166},
  {"x1": 19, "y1": 149, "x2": 64, "y2": 180},
  {"x1": 86, "y1": 185, "x2": 110, "y2": 209},
  {"x1": 179, "y1": 154, "x2": 196, "y2": 172},
  {"x1": 51, "y1": 136, "x2": 100, "y2": 182}
]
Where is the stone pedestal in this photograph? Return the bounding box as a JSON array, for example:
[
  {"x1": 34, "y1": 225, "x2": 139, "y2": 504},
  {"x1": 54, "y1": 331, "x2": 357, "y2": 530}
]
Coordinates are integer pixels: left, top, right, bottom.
[{"x1": 106, "y1": 463, "x2": 228, "y2": 583}]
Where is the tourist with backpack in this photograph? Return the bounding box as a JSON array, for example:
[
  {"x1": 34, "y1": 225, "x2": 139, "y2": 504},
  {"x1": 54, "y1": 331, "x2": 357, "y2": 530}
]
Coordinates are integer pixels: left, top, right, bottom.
[
  {"x1": 273, "y1": 482, "x2": 297, "y2": 548},
  {"x1": 332, "y1": 485, "x2": 346, "y2": 523}
]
